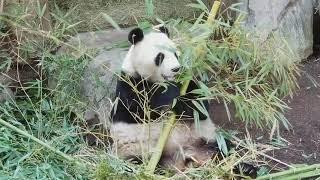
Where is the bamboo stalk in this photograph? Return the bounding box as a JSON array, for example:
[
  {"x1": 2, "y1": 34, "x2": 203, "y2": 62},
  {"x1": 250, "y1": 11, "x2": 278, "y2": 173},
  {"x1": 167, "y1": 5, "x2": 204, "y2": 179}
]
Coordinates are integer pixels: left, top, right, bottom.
[
  {"x1": 0, "y1": 118, "x2": 75, "y2": 162},
  {"x1": 206, "y1": 0, "x2": 220, "y2": 25},
  {"x1": 281, "y1": 170, "x2": 320, "y2": 180},
  {"x1": 256, "y1": 164, "x2": 320, "y2": 180},
  {"x1": 145, "y1": 114, "x2": 176, "y2": 173},
  {"x1": 145, "y1": 0, "x2": 154, "y2": 17},
  {"x1": 146, "y1": 0, "x2": 221, "y2": 174},
  {"x1": 0, "y1": 0, "x2": 4, "y2": 13}
]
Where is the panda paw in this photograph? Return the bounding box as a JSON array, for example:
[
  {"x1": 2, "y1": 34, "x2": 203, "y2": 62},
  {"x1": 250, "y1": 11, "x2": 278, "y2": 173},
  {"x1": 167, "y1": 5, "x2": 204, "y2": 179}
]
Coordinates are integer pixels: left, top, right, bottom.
[
  {"x1": 233, "y1": 162, "x2": 259, "y2": 179},
  {"x1": 195, "y1": 118, "x2": 217, "y2": 142}
]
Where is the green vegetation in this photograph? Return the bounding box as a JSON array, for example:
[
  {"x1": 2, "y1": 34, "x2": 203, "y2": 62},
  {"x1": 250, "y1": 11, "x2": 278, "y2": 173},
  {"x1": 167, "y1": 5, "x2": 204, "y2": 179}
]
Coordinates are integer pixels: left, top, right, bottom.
[
  {"x1": 2, "y1": 0, "x2": 318, "y2": 179},
  {"x1": 0, "y1": 2, "x2": 94, "y2": 178},
  {"x1": 52, "y1": 0, "x2": 196, "y2": 32},
  {"x1": 168, "y1": 3, "x2": 298, "y2": 130}
]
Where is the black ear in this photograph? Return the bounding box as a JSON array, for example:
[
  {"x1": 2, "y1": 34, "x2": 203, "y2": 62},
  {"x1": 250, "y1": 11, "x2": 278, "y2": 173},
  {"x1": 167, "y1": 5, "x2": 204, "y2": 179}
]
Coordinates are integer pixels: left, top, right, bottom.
[
  {"x1": 155, "y1": 53, "x2": 165, "y2": 66},
  {"x1": 128, "y1": 28, "x2": 144, "y2": 44},
  {"x1": 159, "y1": 26, "x2": 170, "y2": 37}
]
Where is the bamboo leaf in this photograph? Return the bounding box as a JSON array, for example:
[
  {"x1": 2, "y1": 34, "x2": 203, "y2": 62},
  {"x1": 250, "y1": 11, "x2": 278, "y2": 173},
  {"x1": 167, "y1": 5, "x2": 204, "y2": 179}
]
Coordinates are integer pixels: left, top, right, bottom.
[
  {"x1": 102, "y1": 13, "x2": 121, "y2": 30},
  {"x1": 192, "y1": 100, "x2": 209, "y2": 117},
  {"x1": 216, "y1": 131, "x2": 229, "y2": 155},
  {"x1": 186, "y1": 3, "x2": 207, "y2": 11}
]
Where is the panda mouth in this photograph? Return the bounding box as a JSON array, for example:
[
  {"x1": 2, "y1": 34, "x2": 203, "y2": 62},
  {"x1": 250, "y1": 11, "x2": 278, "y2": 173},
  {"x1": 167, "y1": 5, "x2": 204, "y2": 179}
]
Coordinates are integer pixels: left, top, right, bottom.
[{"x1": 162, "y1": 74, "x2": 175, "y2": 81}]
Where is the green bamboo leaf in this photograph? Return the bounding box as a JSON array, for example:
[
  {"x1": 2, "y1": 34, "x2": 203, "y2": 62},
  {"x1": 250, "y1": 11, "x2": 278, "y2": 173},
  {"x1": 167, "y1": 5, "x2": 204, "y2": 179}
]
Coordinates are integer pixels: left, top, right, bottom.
[
  {"x1": 216, "y1": 131, "x2": 229, "y2": 155},
  {"x1": 191, "y1": 100, "x2": 209, "y2": 117},
  {"x1": 193, "y1": 110, "x2": 200, "y2": 132},
  {"x1": 172, "y1": 98, "x2": 177, "y2": 108},
  {"x1": 190, "y1": 12, "x2": 206, "y2": 31},
  {"x1": 195, "y1": 0, "x2": 209, "y2": 11},
  {"x1": 102, "y1": 13, "x2": 121, "y2": 30},
  {"x1": 223, "y1": 99, "x2": 231, "y2": 121},
  {"x1": 186, "y1": 3, "x2": 207, "y2": 11}
]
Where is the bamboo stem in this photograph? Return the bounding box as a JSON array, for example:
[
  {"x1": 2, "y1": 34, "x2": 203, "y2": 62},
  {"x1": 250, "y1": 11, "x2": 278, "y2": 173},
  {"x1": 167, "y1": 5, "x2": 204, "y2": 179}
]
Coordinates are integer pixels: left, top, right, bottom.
[
  {"x1": 145, "y1": 114, "x2": 176, "y2": 173},
  {"x1": 145, "y1": 0, "x2": 154, "y2": 17},
  {"x1": 281, "y1": 170, "x2": 320, "y2": 180},
  {"x1": 0, "y1": 0, "x2": 4, "y2": 13},
  {"x1": 207, "y1": 0, "x2": 221, "y2": 25},
  {"x1": 146, "y1": 0, "x2": 221, "y2": 174},
  {"x1": 256, "y1": 164, "x2": 320, "y2": 180}
]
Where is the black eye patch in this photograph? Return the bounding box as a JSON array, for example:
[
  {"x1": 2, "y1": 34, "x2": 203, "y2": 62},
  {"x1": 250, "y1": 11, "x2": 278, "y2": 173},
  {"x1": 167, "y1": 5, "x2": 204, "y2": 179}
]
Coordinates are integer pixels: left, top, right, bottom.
[
  {"x1": 174, "y1": 53, "x2": 178, "y2": 59},
  {"x1": 155, "y1": 53, "x2": 165, "y2": 66}
]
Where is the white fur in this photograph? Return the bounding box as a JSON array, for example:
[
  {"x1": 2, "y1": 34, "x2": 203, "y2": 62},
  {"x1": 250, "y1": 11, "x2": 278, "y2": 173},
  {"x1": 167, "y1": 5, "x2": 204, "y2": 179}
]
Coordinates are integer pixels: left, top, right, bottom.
[
  {"x1": 111, "y1": 118, "x2": 216, "y2": 159},
  {"x1": 122, "y1": 32, "x2": 180, "y2": 82}
]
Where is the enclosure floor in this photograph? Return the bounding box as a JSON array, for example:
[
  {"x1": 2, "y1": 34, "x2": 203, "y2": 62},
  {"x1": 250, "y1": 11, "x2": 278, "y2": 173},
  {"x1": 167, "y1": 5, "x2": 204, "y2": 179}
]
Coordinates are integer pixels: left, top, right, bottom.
[{"x1": 211, "y1": 54, "x2": 320, "y2": 166}]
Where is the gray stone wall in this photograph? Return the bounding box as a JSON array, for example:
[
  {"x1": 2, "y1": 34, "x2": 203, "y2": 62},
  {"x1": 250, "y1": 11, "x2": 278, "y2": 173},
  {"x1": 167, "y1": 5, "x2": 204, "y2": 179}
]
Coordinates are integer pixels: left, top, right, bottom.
[{"x1": 240, "y1": 0, "x2": 319, "y2": 60}]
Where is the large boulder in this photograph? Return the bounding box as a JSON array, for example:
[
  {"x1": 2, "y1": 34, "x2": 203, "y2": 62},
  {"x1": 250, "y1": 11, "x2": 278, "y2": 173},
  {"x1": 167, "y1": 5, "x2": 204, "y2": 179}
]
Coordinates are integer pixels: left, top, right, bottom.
[
  {"x1": 315, "y1": 0, "x2": 320, "y2": 9},
  {"x1": 57, "y1": 29, "x2": 130, "y2": 130},
  {"x1": 240, "y1": 0, "x2": 315, "y2": 60},
  {"x1": 57, "y1": 30, "x2": 129, "y2": 58},
  {"x1": 314, "y1": 0, "x2": 320, "y2": 51},
  {"x1": 81, "y1": 47, "x2": 127, "y2": 128}
]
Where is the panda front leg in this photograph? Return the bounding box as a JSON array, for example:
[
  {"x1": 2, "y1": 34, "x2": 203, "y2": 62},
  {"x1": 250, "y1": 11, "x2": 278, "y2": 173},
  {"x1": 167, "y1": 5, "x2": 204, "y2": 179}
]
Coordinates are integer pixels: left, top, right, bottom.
[
  {"x1": 111, "y1": 122, "x2": 163, "y2": 161},
  {"x1": 194, "y1": 118, "x2": 217, "y2": 142},
  {"x1": 159, "y1": 118, "x2": 217, "y2": 171}
]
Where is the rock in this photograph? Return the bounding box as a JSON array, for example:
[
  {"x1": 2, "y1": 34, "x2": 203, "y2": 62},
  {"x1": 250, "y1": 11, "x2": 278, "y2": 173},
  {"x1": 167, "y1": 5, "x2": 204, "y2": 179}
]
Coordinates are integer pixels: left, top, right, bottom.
[
  {"x1": 315, "y1": 0, "x2": 320, "y2": 8},
  {"x1": 314, "y1": 0, "x2": 320, "y2": 51},
  {"x1": 0, "y1": 75, "x2": 14, "y2": 103},
  {"x1": 57, "y1": 29, "x2": 130, "y2": 131},
  {"x1": 81, "y1": 48, "x2": 128, "y2": 128},
  {"x1": 57, "y1": 29, "x2": 129, "y2": 58},
  {"x1": 0, "y1": 86, "x2": 14, "y2": 103},
  {"x1": 0, "y1": 74, "x2": 11, "y2": 86},
  {"x1": 240, "y1": 0, "x2": 314, "y2": 60},
  {"x1": 82, "y1": 109, "x2": 111, "y2": 147}
]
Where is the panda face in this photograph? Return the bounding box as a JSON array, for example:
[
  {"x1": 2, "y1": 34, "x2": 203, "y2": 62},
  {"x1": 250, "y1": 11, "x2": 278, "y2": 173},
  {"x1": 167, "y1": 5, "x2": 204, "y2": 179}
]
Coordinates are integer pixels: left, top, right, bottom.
[{"x1": 122, "y1": 27, "x2": 181, "y2": 82}]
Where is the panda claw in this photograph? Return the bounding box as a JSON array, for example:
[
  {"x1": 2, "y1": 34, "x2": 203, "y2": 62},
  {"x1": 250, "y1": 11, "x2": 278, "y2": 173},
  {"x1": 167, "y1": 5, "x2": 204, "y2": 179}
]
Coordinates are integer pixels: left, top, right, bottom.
[
  {"x1": 184, "y1": 154, "x2": 207, "y2": 168},
  {"x1": 233, "y1": 162, "x2": 259, "y2": 179},
  {"x1": 186, "y1": 155, "x2": 199, "y2": 164}
]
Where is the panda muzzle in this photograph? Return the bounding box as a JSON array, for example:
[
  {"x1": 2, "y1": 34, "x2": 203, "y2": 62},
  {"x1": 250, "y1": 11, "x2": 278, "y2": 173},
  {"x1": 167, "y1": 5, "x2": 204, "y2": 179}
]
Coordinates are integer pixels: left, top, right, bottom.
[{"x1": 162, "y1": 74, "x2": 175, "y2": 81}]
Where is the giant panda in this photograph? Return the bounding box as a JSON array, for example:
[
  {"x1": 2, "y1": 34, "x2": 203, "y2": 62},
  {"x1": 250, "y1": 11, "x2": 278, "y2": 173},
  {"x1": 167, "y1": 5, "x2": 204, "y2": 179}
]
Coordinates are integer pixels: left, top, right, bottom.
[{"x1": 109, "y1": 26, "x2": 258, "y2": 175}]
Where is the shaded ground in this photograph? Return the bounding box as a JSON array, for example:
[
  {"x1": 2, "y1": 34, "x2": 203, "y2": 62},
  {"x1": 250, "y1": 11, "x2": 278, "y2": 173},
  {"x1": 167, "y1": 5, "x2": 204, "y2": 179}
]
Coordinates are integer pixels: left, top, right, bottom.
[{"x1": 211, "y1": 55, "x2": 320, "y2": 166}]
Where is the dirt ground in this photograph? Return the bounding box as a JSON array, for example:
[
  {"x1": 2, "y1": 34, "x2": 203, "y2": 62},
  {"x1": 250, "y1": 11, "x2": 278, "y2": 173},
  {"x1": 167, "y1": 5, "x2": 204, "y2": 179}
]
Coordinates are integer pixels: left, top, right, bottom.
[{"x1": 211, "y1": 54, "x2": 320, "y2": 166}]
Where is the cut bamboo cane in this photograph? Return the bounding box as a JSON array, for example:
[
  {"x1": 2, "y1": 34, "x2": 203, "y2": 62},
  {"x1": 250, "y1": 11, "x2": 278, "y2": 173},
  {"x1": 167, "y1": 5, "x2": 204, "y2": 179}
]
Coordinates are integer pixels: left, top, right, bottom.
[{"x1": 256, "y1": 164, "x2": 320, "y2": 180}]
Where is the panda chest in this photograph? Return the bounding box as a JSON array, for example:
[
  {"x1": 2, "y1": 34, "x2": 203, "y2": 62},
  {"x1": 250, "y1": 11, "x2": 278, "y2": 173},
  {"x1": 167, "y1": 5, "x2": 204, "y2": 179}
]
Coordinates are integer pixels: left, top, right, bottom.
[{"x1": 117, "y1": 77, "x2": 171, "y2": 122}]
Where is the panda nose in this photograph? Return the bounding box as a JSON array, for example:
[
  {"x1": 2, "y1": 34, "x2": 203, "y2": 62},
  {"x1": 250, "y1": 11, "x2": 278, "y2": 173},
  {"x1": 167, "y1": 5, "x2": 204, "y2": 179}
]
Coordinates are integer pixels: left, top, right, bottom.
[{"x1": 171, "y1": 67, "x2": 180, "y2": 73}]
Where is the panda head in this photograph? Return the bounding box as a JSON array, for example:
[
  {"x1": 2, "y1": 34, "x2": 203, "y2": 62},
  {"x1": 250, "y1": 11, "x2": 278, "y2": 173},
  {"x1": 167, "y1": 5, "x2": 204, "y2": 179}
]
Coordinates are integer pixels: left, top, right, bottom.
[{"x1": 122, "y1": 27, "x2": 181, "y2": 82}]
